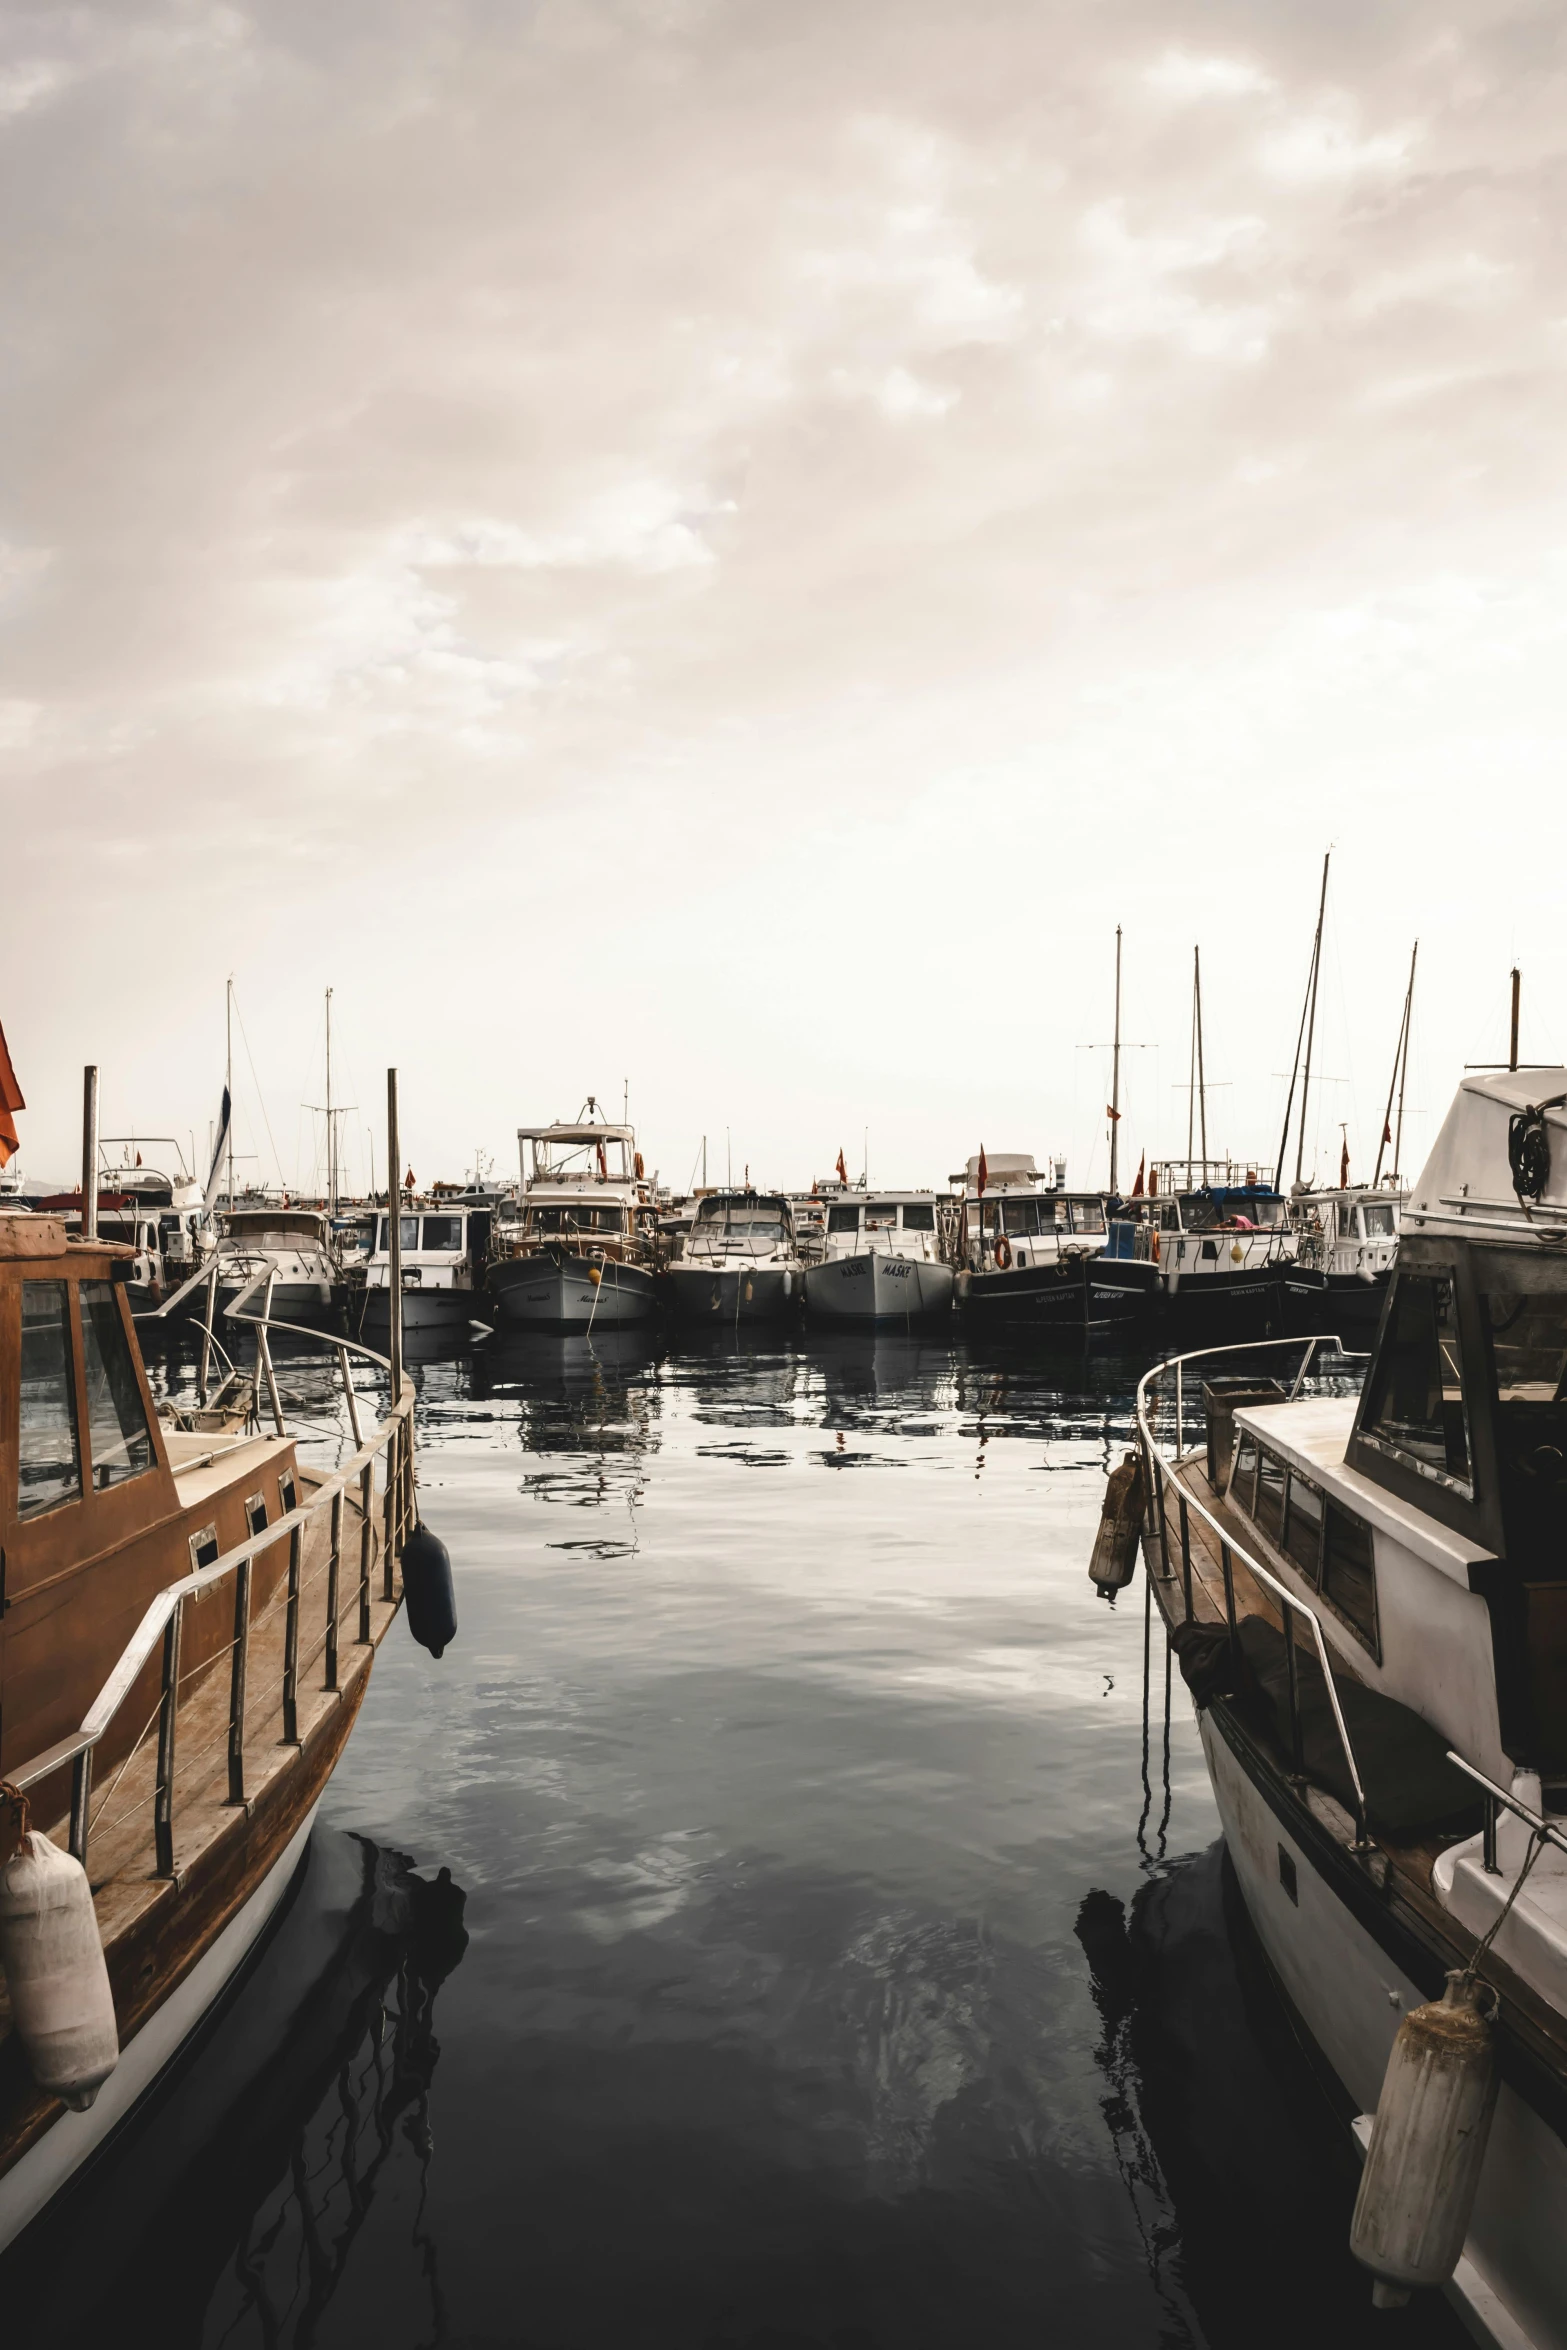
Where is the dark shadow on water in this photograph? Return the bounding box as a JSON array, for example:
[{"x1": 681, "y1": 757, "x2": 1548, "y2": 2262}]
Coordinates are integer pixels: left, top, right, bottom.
[
  {"x1": 1, "y1": 1828, "x2": 468, "y2": 2350},
  {"x1": 1075, "y1": 1844, "x2": 1470, "y2": 2350}
]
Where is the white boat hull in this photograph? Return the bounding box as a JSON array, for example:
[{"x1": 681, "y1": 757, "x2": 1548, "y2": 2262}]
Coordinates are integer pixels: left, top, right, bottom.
[
  {"x1": 1199, "y1": 1712, "x2": 1567, "y2": 2349},
  {"x1": 353, "y1": 1284, "x2": 478, "y2": 1336},
  {"x1": 489, "y1": 1252, "x2": 658, "y2": 1331},
  {"x1": 0, "y1": 1804, "x2": 319, "y2": 2256},
  {"x1": 803, "y1": 1252, "x2": 954, "y2": 1325}
]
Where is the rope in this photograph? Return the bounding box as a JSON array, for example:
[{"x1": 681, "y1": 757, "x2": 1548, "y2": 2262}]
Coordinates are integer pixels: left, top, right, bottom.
[{"x1": 1462, "y1": 1825, "x2": 1548, "y2": 1998}]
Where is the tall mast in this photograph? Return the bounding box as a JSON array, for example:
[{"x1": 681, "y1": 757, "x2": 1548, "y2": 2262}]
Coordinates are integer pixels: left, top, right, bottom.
[
  {"x1": 325, "y1": 986, "x2": 335, "y2": 1216},
  {"x1": 226, "y1": 975, "x2": 235, "y2": 1210},
  {"x1": 1294, "y1": 851, "x2": 1330, "y2": 1189},
  {"x1": 1394, "y1": 943, "x2": 1417, "y2": 1183},
  {"x1": 1373, "y1": 942, "x2": 1417, "y2": 1187},
  {"x1": 1195, "y1": 945, "x2": 1208, "y2": 1171},
  {"x1": 1109, "y1": 926, "x2": 1122, "y2": 1196},
  {"x1": 1186, "y1": 952, "x2": 1197, "y2": 1184},
  {"x1": 1510, "y1": 967, "x2": 1521, "y2": 1073}
]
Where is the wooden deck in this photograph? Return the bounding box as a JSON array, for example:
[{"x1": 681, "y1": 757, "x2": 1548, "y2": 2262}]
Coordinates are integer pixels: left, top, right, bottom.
[{"x1": 0, "y1": 1465, "x2": 404, "y2": 2175}]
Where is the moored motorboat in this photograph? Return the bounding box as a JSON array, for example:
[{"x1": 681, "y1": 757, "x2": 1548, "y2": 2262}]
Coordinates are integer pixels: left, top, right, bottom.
[
  {"x1": 349, "y1": 1200, "x2": 494, "y2": 1338},
  {"x1": 1125, "y1": 1067, "x2": 1567, "y2": 2345},
  {"x1": 1108, "y1": 1166, "x2": 1313, "y2": 1342},
  {"x1": 666, "y1": 1190, "x2": 801, "y2": 1324},
  {"x1": 955, "y1": 1152, "x2": 1156, "y2": 1335},
  {"x1": 802, "y1": 1192, "x2": 954, "y2": 1325},
  {"x1": 1287, "y1": 1182, "x2": 1405, "y2": 1339},
  {"x1": 487, "y1": 1115, "x2": 660, "y2": 1332},
  {"x1": 215, "y1": 1205, "x2": 342, "y2": 1331}
]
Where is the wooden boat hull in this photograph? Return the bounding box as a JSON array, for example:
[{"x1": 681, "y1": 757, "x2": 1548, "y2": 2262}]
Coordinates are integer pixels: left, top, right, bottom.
[
  {"x1": 803, "y1": 1252, "x2": 954, "y2": 1325},
  {"x1": 666, "y1": 1263, "x2": 796, "y2": 1324},
  {"x1": 487, "y1": 1251, "x2": 658, "y2": 1331}
]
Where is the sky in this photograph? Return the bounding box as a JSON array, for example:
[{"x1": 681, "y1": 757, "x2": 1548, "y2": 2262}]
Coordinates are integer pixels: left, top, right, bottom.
[{"x1": 4, "y1": 0, "x2": 1567, "y2": 1199}]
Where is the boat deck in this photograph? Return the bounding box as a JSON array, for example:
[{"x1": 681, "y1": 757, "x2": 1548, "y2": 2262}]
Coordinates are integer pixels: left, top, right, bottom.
[{"x1": 0, "y1": 1467, "x2": 399, "y2": 2135}]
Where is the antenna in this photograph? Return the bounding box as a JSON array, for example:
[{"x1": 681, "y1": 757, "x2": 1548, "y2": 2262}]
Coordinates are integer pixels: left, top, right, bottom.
[
  {"x1": 1110, "y1": 926, "x2": 1122, "y2": 1195},
  {"x1": 1295, "y1": 852, "x2": 1330, "y2": 1189},
  {"x1": 1511, "y1": 967, "x2": 1521, "y2": 1073}
]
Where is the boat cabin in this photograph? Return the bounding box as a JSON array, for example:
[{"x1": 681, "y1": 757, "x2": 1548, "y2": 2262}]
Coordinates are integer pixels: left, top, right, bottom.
[
  {"x1": 513, "y1": 1121, "x2": 657, "y2": 1263},
  {"x1": 364, "y1": 1205, "x2": 493, "y2": 1291},
  {"x1": 819, "y1": 1194, "x2": 943, "y2": 1260},
  {"x1": 685, "y1": 1192, "x2": 796, "y2": 1264}
]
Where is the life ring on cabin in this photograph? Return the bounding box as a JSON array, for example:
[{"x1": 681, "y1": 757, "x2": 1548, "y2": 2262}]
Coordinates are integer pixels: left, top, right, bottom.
[{"x1": 994, "y1": 1234, "x2": 1012, "y2": 1270}]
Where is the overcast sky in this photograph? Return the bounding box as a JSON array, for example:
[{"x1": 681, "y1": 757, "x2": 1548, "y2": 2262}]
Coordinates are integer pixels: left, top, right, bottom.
[{"x1": 4, "y1": 0, "x2": 1566, "y2": 1197}]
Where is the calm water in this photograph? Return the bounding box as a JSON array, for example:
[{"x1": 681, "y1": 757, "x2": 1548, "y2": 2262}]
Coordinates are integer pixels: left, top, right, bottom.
[{"x1": 11, "y1": 1329, "x2": 1466, "y2": 2349}]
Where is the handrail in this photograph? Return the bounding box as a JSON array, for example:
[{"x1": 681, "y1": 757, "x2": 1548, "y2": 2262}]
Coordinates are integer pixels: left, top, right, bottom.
[
  {"x1": 7, "y1": 1284, "x2": 415, "y2": 1883},
  {"x1": 1136, "y1": 1334, "x2": 1375, "y2": 1850}
]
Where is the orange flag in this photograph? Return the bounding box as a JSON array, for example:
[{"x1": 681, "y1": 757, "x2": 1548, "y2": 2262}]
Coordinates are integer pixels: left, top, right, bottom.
[
  {"x1": 0, "y1": 1021, "x2": 24, "y2": 1169},
  {"x1": 836, "y1": 1147, "x2": 848, "y2": 1184}
]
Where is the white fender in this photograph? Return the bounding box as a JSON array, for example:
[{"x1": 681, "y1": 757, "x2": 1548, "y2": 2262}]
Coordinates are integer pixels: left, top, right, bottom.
[{"x1": 0, "y1": 1832, "x2": 120, "y2": 2111}]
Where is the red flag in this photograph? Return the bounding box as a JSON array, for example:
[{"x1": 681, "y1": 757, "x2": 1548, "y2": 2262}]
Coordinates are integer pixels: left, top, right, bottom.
[
  {"x1": 404, "y1": 1167, "x2": 416, "y2": 1191},
  {"x1": 1131, "y1": 1152, "x2": 1146, "y2": 1197},
  {"x1": 0, "y1": 1020, "x2": 24, "y2": 1169},
  {"x1": 1340, "y1": 1138, "x2": 1350, "y2": 1188},
  {"x1": 1106, "y1": 1104, "x2": 1121, "y2": 1123},
  {"x1": 977, "y1": 1145, "x2": 988, "y2": 1197},
  {"x1": 1382, "y1": 1120, "x2": 1392, "y2": 1146},
  {"x1": 836, "y1": 1147, "x2": 848, "y2": 1184}
]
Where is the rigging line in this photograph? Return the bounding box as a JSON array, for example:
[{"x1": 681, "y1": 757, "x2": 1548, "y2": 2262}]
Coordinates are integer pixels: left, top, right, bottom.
[{"x1": 229, "y1": 982, "x2": 288, "y2": 1193}]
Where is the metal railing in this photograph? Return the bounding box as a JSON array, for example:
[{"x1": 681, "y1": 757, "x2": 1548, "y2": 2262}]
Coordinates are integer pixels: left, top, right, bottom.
[
  {"x1": 8, "y1": 1300, "x2": 415, "y2": 1883},
  {"x1": 1136, "y1": 1334, "x2": 1374, "y2": 1850}
]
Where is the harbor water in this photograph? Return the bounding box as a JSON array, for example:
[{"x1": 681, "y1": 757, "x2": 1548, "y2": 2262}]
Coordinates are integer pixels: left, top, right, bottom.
[{"x1": 7, "y1": 1329, "x2": 1466, "y2": 2348}]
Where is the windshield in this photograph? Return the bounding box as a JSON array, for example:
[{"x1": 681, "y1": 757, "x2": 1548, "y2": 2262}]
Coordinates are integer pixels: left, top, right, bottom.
[
  {"x1": 528, "y1": 1204, "x2": 625, "y2": 1235},
  {"x1": 422, "y1": 1215, "x2": 463, "y2": 1251},
  {"x1": 864, "y1": 1203, "x2": 900, "y2": 1231},
  {"x1": 901, "y1": 1202, "x2": 935, "y2": 1232},
  {"x1": 1364, "y1": 1203, "x2": 1396, "y2": 1237},
  {"x1": 827, "y1": 1205, "x2": 860, "y2": 1234}
]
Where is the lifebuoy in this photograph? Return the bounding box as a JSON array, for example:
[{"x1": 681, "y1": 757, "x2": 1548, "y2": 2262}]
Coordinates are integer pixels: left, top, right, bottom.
[{"x1": 994, "y1": 1233, "x2": 1012, "y2": 1270}]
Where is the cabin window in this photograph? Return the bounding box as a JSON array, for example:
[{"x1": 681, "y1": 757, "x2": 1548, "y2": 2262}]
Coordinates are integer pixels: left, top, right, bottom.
[
  {"x1": 422, "y1": 1216, "x2": 463, "y2": 1251},
  {"x1": 1255, "y1": 1446, "x2": 1286, "y2": 1542},
  {"x1": 1481, "y1": 1285, "x2": 1567, "y2": 1566},
  {"x1": 1338, "y1": 1205, "x2": 1360, "y2": 1238},
  {"x1": 1364, "y1": 1203, "x2": 1396, "y2": 1238},
  {"x1": 1360, "y1": 1271, "x2": 1472, "y2": 1490},
  {"x1": 902, "y1": 1202, "x2": 935, "y2": 1232},
  {"x1": 1200, "y1": 1239, "x2": 1219, "y2": 1262},
  {"x1": 245, "y1": 1493, "x2": 268, "y2": 1536},
  {"x1": 1072, "y1": 1201, "x2": 1106, "y2": 1233},
  {"x1": 827, "y1": 1205, "x2": 860, "y2": 1234},
  {"x1": 18, "y1": 1279, "x2": 83, "y2": 1518},
  {"x1": 189, "y1": 1523, "x2": 220, "y2": 1571},
  {"x1": 1231, "y1": 1429, "x2": 1258, "y2": 1500},
  {"x1": 864, "y1": 1203, "x2": 900, "y2": 1231},
  {"x1": 1321, "y1": 1502, "x2": 1379, "y2": 1649},
  {"x1": 1282, "y1": 1472, "x2": 1323, "y2": 1582},
  {"x1": 1003, "y1": 1200, "x2": 1037, "y2": 1237},
  {"x1": 279, "y1": 1470, "x2": 298, "y2": 1515},
  {"x1": 77, "y1": 1281, "x2": 154, "y2": 1491}
]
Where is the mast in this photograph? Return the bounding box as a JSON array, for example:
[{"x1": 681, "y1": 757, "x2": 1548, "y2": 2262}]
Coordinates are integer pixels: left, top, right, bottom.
[
  {"x1": 226, "y1": 975, "x2": 235, "y2": 1211},
  {"x1": 1394, "y1": 945, "x2": 1416, "y2": 1183},
  {"x1": 1294, "y1": 851, "x2": 1330, "y2": 1190},
  {"x1": 1195, "y1": 945, "x2": 1208, "y2": 1171},
  {"x1": 1109, "y1": 926, "x2": 1122, "y2": 1196},
  {"x1": 1510, "y1": 967, "x2": 1521, "y2": 1073},
  {"x1": 1186, "y1": 952, "x2": 1197, "y2": 1185},
  {"x1": 1373, "y1": 942, "x2": 1417, "y2": 1187},
  {"x1": 325, "y1": 986, "x2": 335, "y2": 1216}
]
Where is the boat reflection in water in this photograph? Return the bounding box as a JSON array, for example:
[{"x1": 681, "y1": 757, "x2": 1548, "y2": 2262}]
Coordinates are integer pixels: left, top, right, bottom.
[{"x1": 0, "y1": 1830, "x2": 468, "y2": 2349}]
